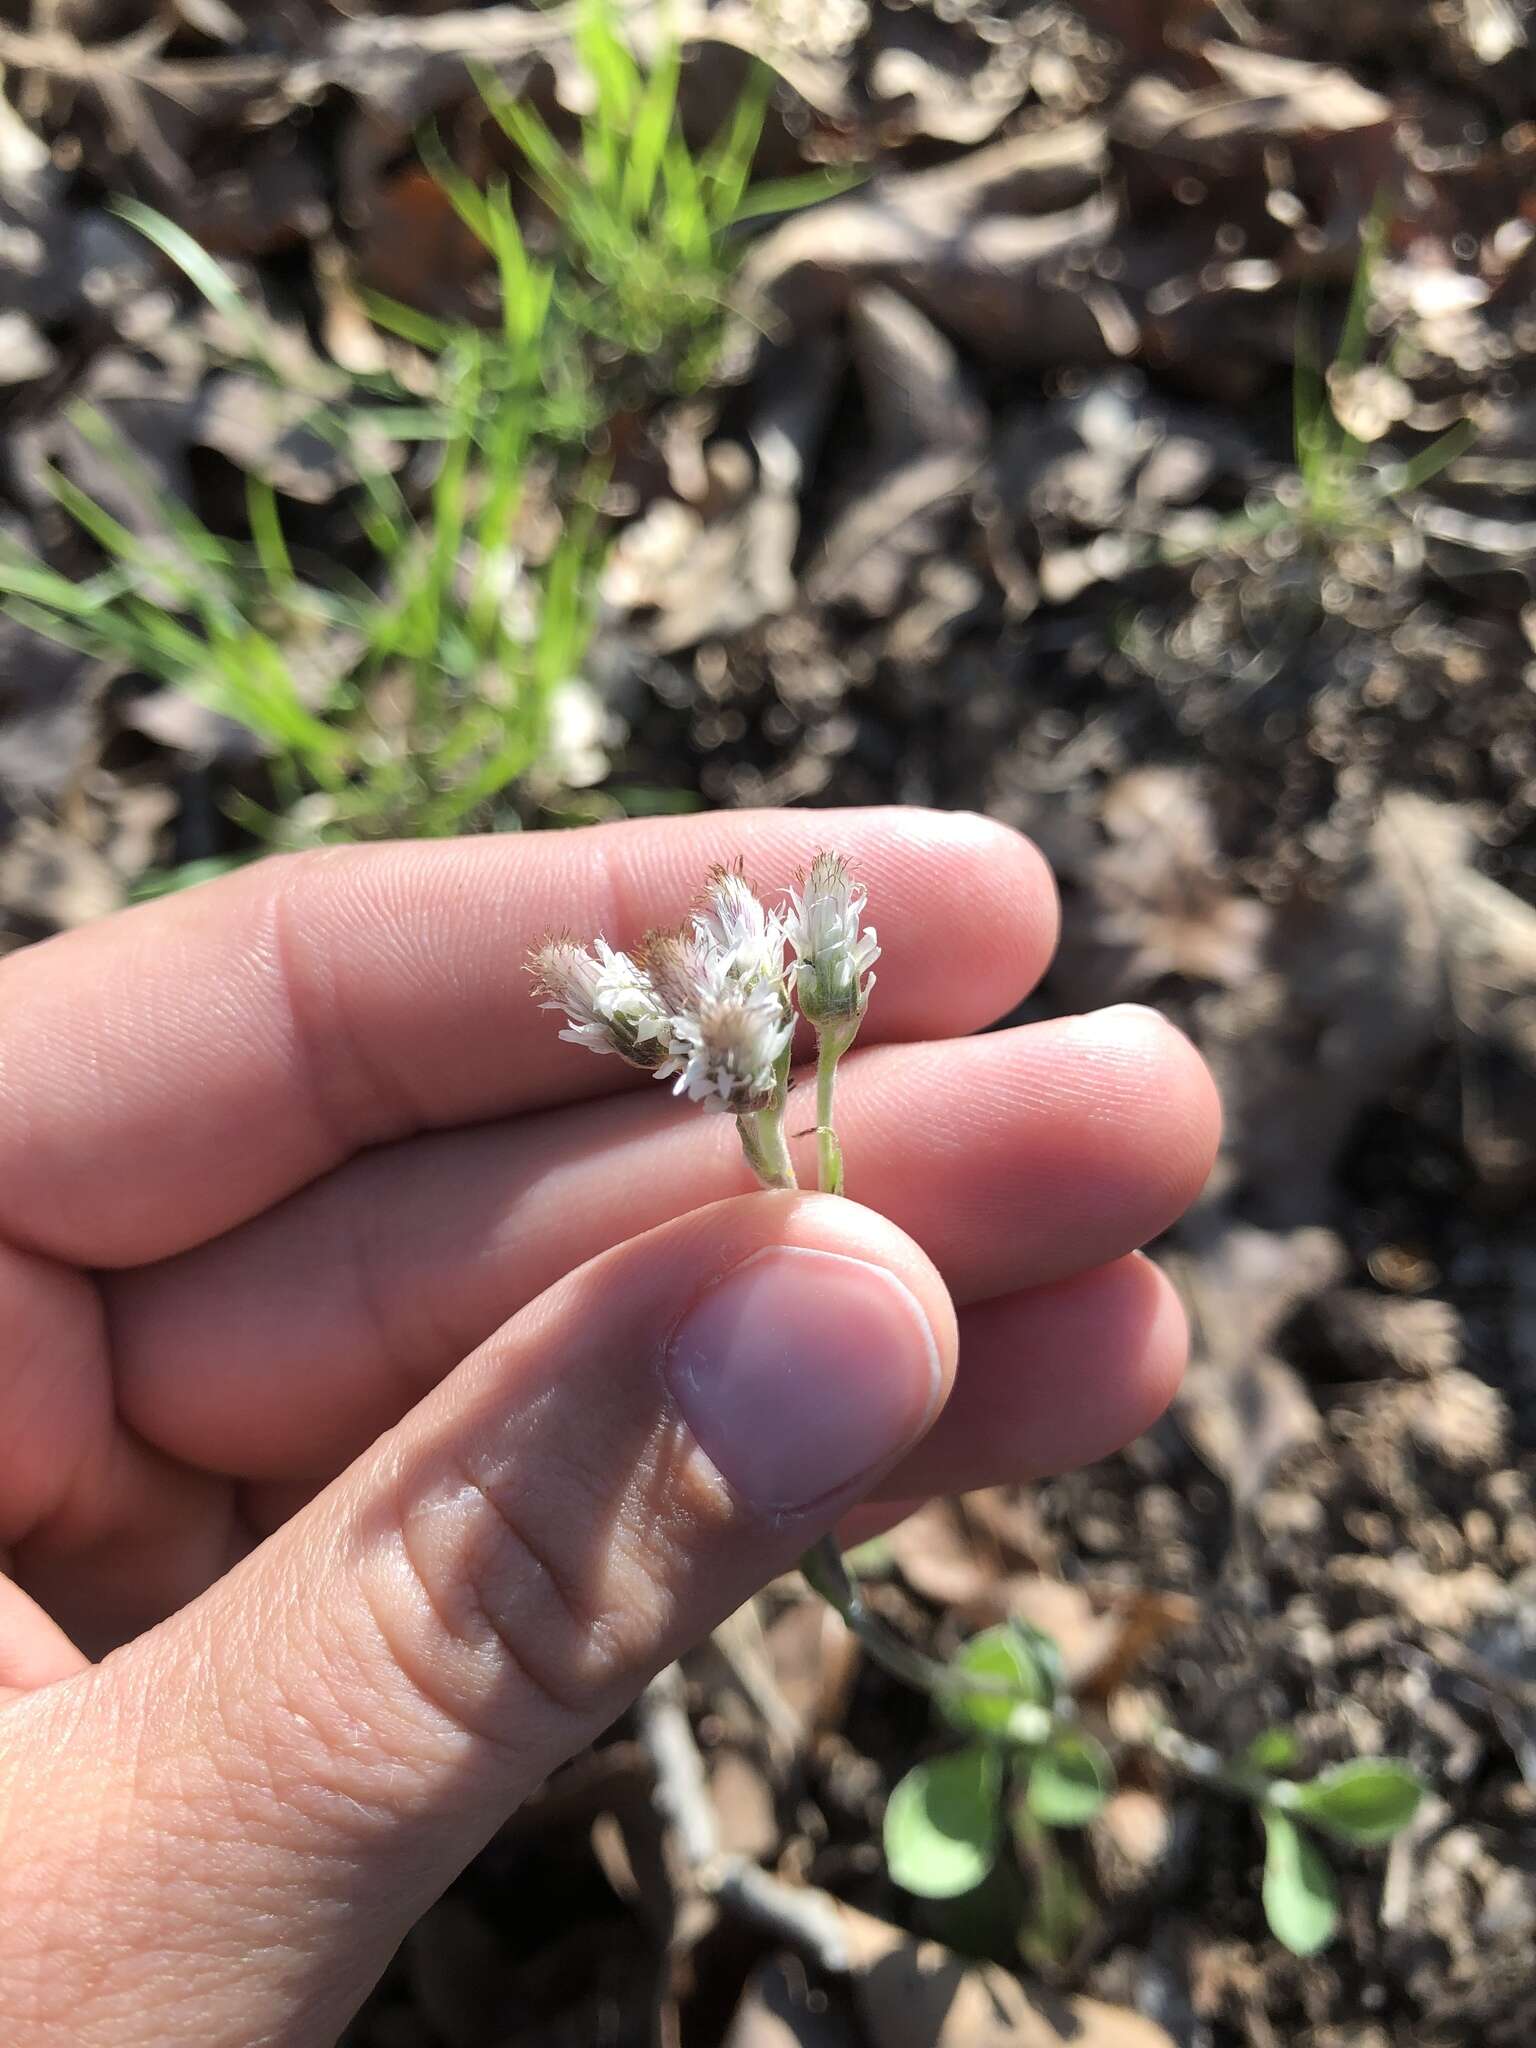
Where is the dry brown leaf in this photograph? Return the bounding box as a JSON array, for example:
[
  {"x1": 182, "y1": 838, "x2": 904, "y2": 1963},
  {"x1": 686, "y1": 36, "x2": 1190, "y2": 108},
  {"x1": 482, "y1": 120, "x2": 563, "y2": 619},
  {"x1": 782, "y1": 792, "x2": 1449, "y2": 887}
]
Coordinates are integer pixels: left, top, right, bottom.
[
  {"x1": 708, "y1": 1748, "x2": 779, "y2": 1864},
  {"x1": 881, "y1": 1499, "x2": 999, "y2": 1613},
  {"x1": 1075, "y1": 1589, "x2": 1202, "y2": 1701},
  {"x1": 1178, "y1": 1354, "x2": 1320, "y2": 1511},
  {"x1": 742, "y1": 123, "x2": 1114, "y2": 367},
  {"x1": 1090, "y1": 1788, "x2": 1177, "y2": 1904},
  {"x1": 762, "y1": 1597, "x2": 861, "y2": 1731},
  {"x1": 837, "y1": 1904, "x2": 1179, "y2": 2048},
  {"x1": 1006, "y1": 1578, "x2": 1122, "y2": 1687}
]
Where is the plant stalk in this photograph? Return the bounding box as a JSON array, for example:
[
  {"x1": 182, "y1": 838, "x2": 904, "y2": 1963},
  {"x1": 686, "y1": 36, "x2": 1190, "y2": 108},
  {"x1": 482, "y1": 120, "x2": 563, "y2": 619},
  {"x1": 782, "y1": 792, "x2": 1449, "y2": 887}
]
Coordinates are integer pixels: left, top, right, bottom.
[
  {"x1": 815, "y1": 1034, "x2": 844, "y2": 1196},
  {"x1": 737, "y1": 1038, "x2": 798, "y2": 1191},
  {"x1": 799, "y1": 1533, "x2": 1050, "y2": 1727}
]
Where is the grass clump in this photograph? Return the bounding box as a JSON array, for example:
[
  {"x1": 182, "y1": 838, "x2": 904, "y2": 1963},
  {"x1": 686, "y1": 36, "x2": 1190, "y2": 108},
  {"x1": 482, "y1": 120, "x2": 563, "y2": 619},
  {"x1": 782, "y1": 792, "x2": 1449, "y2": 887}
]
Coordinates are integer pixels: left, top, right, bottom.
[
  {"x1": 472, "y1": 0, "x2": 845, "y2": 386},
  {"x1": 0, "y1": 394, "x2": 601, "y2": 849},
  {"x1": 0, "y1": 0, "x2": 845, "y2": 862}
]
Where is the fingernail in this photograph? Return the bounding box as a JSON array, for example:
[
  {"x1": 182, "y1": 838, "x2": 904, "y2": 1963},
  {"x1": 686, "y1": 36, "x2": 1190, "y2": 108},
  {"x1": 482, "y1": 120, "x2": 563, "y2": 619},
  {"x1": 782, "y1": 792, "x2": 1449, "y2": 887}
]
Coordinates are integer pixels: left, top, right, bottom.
[
  {"x1": 1065, "y1": 1002, "x2": 1167, "y2": 1034},
  {"x1": 665, "y1": 1247, "x2": 943, "y2": 1515}
]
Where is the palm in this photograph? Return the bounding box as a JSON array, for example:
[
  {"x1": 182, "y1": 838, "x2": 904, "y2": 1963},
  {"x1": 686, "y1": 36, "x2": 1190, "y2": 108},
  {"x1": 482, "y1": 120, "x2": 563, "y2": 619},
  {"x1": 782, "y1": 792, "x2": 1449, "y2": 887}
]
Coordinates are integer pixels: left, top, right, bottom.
[{"x1": 0, "y1": 811, "x2": 1215, "y2": 1679}]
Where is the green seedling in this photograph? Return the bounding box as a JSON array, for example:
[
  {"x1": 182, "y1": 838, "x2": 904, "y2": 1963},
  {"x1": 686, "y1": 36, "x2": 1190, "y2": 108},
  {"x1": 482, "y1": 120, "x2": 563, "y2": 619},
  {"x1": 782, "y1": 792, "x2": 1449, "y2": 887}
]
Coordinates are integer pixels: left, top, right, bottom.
[{"x1": 880, "y1": 1613, "x2": 1423, "y2": 1963}]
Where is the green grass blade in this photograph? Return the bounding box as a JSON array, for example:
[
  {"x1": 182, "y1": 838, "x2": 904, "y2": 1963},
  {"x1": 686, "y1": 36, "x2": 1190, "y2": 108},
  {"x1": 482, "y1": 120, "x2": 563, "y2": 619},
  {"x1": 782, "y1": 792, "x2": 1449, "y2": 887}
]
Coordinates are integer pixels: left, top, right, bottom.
[
  {"x1": 1390, "y1": 417, "x2": 1477, "y2": 497},
  {"x1": 1336, "y1": 193, "x2": 1390, "y2": 378},
  {"x1": 659, "y1": 139, "x2": 713, "y2": 270},
  {"x1": 623, "y1": 39, "x2": 682, "y2": 223},
  {"x1": 246, "y1": 476, "x2": 295, "y2": 592},
  {"x1": 360, "y1": 289, "x2": 457, "y2": 352},
  {"x1": 1292, "y1": 297, "x2": 1331, "y2": 481},
  {"x1": 416, "y1": 121, "x2": 497, "y2": 247},
  {"x1": 700, "y1": 65, "x2": 770, "y2": 227},
  {"x1": 474, "y1": 64, "x2": 584, "y2": 212},
  {"x1": 0, "y1": 552, "x2": 138, "y2": 616},
  {"x1": 729, "y1": 167, "x2": 864, "y2": 226},
  {"x1": 114, "y1": 199, "x2": 282, "y2": 370}
]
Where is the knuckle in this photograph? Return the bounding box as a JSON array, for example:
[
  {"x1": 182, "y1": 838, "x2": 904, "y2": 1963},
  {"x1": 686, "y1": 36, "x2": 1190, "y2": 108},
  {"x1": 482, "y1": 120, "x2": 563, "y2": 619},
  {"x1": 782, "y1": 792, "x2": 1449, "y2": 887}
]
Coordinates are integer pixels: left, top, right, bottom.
[{"x1": 378, "y1": 1441, "x2": 687, "y2": 1754}]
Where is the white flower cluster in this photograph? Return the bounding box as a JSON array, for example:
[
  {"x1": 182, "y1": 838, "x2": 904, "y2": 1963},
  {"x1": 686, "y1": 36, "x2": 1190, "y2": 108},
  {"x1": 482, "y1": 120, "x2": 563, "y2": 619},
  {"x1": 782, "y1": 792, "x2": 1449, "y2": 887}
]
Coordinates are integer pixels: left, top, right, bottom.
[{"x1": 529, "y1": 854, "x2": 879, "y2": 1120}]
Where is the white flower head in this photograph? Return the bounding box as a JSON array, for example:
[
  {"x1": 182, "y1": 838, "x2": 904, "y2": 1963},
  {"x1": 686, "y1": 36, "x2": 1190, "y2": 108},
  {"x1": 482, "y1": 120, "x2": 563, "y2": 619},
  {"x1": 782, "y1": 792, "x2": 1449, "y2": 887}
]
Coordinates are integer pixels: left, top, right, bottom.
[
  {"x1": 641, "y1": 925, "x2": 730, "y2": 1017},
  {"x1": 787, "y1": 852, "x2": 880, "y2": 1029},
  {"x1": 693, "y1": 863, "x2": 787, "y2": 993},
  {"x1": 528, "y1": 937, "x2": 678, "y2": 1071},
  {"x1": 671, "y1": 982, "x2": 793, "y2": 1114}
]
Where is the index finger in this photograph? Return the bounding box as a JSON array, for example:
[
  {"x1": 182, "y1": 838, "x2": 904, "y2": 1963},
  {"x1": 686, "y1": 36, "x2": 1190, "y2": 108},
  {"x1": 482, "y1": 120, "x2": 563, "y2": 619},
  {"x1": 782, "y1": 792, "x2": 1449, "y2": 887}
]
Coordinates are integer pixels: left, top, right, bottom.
[{"x1": 0, "y1": 808, "x2": 1056, "y2": 1266}]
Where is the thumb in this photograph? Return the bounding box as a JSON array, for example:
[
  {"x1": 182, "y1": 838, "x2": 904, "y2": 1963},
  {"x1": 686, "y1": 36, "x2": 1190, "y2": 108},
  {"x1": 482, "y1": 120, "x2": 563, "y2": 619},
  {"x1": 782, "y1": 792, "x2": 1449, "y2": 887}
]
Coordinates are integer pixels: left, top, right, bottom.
[{"x1": 3, "y1": 1192, "x2": 954, "y2": 2047}]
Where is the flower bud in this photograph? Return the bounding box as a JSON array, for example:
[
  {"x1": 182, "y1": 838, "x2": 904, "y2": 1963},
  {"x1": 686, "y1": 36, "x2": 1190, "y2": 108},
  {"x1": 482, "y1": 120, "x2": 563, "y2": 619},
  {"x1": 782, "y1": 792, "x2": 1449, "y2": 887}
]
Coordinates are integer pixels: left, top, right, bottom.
[
  {"x1": 527, "y1": 937, "x2": 678, "y2": 1071},
  {"x1": 787, "y1": 853, "x2": 880, "y2": 1035},
  {"x1": 693, "y1": 865, "x2": 787, "y2": 993},
  {"x1": 641, "y1": 926, "x2": 729, "y2": 1016}
]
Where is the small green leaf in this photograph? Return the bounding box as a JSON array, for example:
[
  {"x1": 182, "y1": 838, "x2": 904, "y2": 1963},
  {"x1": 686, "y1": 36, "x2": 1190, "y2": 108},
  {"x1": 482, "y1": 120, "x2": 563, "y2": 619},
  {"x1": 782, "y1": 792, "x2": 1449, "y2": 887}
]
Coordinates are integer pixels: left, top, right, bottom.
[
  {"x1": 942, "y1": 1623, "x2": 1058, "y2": 1738},
  {"x1": 1262, "y1": 1809, "x2": 1339, "y2": 1957},
  {"x1": 884, "y1": 1747, "x2": 1001, "y2": 1900},
  {"x1": 1026, "y1": 1730, "x2": 1113, "y2": 1828},
  {"x1": 1244, "y1": 1728, "x2": 1303, "y2": 1776},
  {"x1": 1291, "y1": 1760, "x2": 1423, "y2": 1846}
]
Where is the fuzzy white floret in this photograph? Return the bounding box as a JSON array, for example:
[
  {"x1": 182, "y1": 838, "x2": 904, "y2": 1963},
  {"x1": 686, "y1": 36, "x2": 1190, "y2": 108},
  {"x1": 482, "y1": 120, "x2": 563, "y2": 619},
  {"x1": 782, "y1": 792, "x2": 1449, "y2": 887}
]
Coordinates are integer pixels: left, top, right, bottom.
[
  {"x1": 670, "y1": 983, "x2": 793, "y2": 1113},
  {"x1": 786, "y1": 852, "x2": 880, "y2": 1022}
]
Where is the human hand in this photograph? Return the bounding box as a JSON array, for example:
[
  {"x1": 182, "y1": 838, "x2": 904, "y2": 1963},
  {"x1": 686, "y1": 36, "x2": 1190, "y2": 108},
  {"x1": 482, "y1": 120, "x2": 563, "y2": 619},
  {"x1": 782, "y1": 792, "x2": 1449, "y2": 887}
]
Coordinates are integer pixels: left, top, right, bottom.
[{"x1": 0, "y1": 808, "x2": 1218, "y2": 2045}]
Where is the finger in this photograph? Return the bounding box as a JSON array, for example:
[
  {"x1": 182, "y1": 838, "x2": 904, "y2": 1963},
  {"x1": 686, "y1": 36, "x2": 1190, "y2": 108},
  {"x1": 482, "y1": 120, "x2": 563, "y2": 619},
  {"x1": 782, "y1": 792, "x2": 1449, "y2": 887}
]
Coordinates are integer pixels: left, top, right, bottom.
[
  {"x1": 0, "y1": 810, "x2": 1054, "y2": 1268},
  {"x1": 873, "y1": 1253, "x2": 1187, "y2": 1502},
  {"x1": 22, "y1": 1253, "x2": 1188, "y2": 1650},
  {"x1": 242, "y1": 1259, "x2": 1185, "y2": 1534},
  {"x1": 111, "y1": 1006, "x2": 1217, "y2": 1478},
  {"x1": 0, "y1": 1576, "x2": 88, "y2": 1693},
  {"x1": 833, "y1": 1259, "x2": 1184, "y2": 1558},
  {"x1": 0, "y1": 1237, "x2": 242, "y2": 1659},
  {"x1": 3, "y1": 1195, "x2": 954, "y2": 2047}
]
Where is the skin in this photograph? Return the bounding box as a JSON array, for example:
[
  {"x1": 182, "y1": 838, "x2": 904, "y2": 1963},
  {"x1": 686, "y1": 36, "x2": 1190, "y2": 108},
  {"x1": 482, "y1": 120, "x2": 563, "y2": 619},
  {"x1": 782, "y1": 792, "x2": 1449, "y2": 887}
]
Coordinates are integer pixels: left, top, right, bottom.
[{"x1": 0, "y1": 807, "x2": 1220, "y2": 2046}]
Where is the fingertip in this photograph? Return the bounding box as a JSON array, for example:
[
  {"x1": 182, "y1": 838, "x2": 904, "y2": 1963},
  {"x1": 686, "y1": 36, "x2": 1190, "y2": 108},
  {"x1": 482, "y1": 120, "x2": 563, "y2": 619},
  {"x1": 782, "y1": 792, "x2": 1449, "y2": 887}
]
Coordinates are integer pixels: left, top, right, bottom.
[
  {"x1": 870, "y1": 1252, "x2": 1190, "y2": 1500},
  {"x1": 1052, "y1": 1003, "x2": 1222, "y2": 1224},
  {"x1": 1118, "y1": 1251, "x2": 1190, "y2": 1440},
  {"x1": 690, "y1": 1190, "x2": 962, "y2": 1405},
  {"x1": 920, "y1": 810, "x2": 1061, "y2": 1022}
]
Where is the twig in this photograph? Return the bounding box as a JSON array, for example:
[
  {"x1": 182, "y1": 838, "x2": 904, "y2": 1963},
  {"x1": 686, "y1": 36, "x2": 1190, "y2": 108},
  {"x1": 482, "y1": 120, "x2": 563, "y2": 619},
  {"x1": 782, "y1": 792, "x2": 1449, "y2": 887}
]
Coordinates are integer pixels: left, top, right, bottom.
[
  {"x1": 710, "y1": 1858, "x2": 852, "y2": 1974},
  {"x1": 0, "y1": 2, "x2": 849, "y2": 120},
  {"x1": 0, "y1": 23, "x2": 286, "y2": 93},
  {"x1": 634, "y1": 1662, "x2": 853, "y2": 1975},
  {"x1": 637, "y1": 1663, "x2": 720, "y2": 1871}
]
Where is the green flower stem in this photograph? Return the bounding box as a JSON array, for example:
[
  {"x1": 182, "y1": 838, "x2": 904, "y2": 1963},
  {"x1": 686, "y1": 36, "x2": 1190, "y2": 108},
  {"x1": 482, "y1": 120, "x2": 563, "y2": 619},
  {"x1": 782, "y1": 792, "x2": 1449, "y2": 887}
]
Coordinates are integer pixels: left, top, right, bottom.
[
  {"x1": 737, "y1": 1038, "x2": 798, "y2": 1191},
  {"x1": 735, "y1": 1112, "x2": 787, "y2": 1189},
  {"x1": 815, "y1": 1035, "x2": 844, "y2": 1196},
  {"x1": 753, "y1": 1103, "x2": 797, "y2": 1188},
  {"x1": 799, "y1": 1533, "x2": 1050, "y2": 1730},
  {"x1": 797, "y1": 1017, "x2": 1044, "y2": 1712}
]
